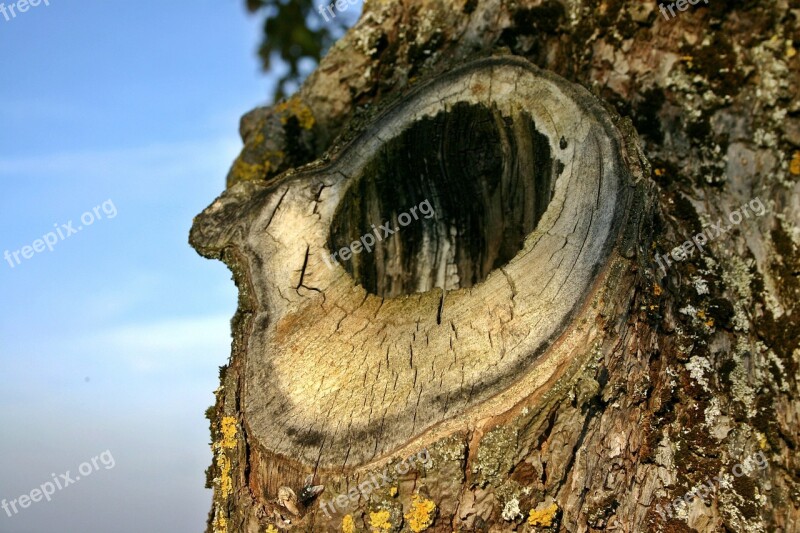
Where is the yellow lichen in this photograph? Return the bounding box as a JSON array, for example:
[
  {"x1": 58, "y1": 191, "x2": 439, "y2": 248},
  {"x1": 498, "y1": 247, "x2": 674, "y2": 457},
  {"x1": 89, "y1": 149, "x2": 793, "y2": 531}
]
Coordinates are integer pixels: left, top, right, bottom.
[
  {"x1": 790, "y1": 151, "x2": 800, "y2": 176},
  {"x1": 527, "y1": 503, "x2": 558, "y2": 527},
  {"x1": 220, "y1": 417, "x2": 237, "y2": 449},
  {"x1": 213, "y1": 507, "x2": 228, "y2": 533},
  {"x1": 275, "y1": 96, "x2": 316, "y2": 130},
  {"x1": 265, "y1": 526, "x2": 279, "y2": 533},
  {"x1": 369, "y1": 509, "x2": 392, "y2": 531},
  {"x1": 211, "y1": 417, "x2": 235, "y2": 502},
  {"x1": 404, "y1": 494, "x2": 436, "y2": 532},
  {"x1": 262, "y1": 150, "x2": 285, "y2": 173},
  {"x1": 230, "y1": 157, "x2": 266, "y2": 183},
  {"x1": 389, "y1": 486, "x2": 398, "y2": 497},
  {"x1": 342, "y1": 514, "x2": 356, "y2": 533},
  {"x1": 217, "y1": 453, "x2": 233, "y2": 498}
]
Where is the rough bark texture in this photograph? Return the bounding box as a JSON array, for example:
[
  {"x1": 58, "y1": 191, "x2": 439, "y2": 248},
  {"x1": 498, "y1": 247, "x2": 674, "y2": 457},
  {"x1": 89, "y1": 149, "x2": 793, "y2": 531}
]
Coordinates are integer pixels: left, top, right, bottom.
[{"x1": 191, "y1": 1, "x2": 800, "y2": 532}]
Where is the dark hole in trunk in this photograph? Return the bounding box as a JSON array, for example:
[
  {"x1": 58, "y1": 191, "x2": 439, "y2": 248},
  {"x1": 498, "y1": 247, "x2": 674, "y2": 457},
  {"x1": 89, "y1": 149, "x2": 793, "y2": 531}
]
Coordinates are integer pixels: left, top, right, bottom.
[{"x1": 329, "y1": 102, "x2": 558, "y2": 298}]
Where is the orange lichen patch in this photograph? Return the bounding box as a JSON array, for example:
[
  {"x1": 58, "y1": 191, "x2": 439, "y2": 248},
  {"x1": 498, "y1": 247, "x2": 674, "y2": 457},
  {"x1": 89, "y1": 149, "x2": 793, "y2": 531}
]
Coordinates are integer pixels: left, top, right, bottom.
[
  {"x1": 790, "y1": 151, "x2": 800, "y2": 176},
  {"x1": 275, "y1": 96, "x2": 316, "y2": 130},
  {"x1": 220, "y1": 417, "x2": 238, "y2": 449},
  {"x1": 342, "y1": 514, "x2": 356, "y2": 533},
  {"x1": 654, "y1": 284, "x2": 663, "y2": 296},
  {"x1": 527, "y1": 502, "x2": 558, "y2": 527},
  {"x1": 369, "y1": 509, "x2": 392, "y2": 531},
  {"x1": 404, "y1": 494, "x2": 436, "y2": 532},
  {"x1": 654, "y1": 168, "x2": 665, "y2": 177}
]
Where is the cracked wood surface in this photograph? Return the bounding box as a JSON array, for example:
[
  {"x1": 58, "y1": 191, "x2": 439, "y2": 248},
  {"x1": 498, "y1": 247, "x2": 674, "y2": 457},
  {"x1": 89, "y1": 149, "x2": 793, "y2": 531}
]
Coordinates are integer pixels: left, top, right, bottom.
[{"x1": 193, "y1": 57, "x2": 638, "y2": 471}]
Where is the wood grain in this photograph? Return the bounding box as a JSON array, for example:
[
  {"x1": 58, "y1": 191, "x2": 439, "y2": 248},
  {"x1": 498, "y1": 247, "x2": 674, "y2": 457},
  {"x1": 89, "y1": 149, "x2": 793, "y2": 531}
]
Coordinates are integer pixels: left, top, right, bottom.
[{"x1": 192, "y1": 57, "x2": 637, "y2": 473}]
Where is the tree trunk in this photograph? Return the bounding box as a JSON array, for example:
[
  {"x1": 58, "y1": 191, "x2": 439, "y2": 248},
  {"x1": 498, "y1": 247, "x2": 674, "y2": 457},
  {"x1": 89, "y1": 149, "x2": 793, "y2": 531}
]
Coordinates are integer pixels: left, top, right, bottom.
[{"x1": 190, "y1": 1, "x2": 800, "y2": 532}]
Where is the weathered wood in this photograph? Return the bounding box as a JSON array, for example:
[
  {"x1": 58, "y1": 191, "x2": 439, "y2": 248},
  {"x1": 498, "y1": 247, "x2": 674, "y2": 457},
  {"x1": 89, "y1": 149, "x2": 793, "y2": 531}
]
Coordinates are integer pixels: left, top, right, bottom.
[{"x1": 192, "y1": 56, "x2": 650, "y2": 531}]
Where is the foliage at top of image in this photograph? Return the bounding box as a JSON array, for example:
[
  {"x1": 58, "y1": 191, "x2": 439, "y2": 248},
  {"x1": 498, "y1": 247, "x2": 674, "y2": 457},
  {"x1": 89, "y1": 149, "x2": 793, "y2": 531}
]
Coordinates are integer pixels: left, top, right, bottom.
[{"x1": 245, "y1": 0, "x2": 349, "y2": 100}]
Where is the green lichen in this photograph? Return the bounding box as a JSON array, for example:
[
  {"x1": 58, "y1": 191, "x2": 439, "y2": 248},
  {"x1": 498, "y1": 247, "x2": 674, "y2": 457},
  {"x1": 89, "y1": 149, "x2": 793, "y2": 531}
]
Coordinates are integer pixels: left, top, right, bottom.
[
  {"x1": 472, "y1": 426, "x2": 518, "y2": 487},
  {"x1": 228, "y1": 157, "x2": 266, "y2": 185}
]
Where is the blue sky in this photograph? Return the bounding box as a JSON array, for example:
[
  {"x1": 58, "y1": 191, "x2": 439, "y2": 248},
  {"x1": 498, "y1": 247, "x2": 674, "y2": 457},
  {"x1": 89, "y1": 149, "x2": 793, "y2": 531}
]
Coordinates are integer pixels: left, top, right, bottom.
[{"x1": 0, "y1": 1, "x2": 327, "y2": 531}]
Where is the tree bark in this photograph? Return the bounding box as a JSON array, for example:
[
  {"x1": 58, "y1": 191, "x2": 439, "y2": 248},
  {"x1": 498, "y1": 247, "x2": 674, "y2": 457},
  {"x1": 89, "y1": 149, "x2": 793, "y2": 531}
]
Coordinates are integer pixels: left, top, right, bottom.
[{"x1": 191, "y1": 1, "x2": 800, "y2": 532}]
